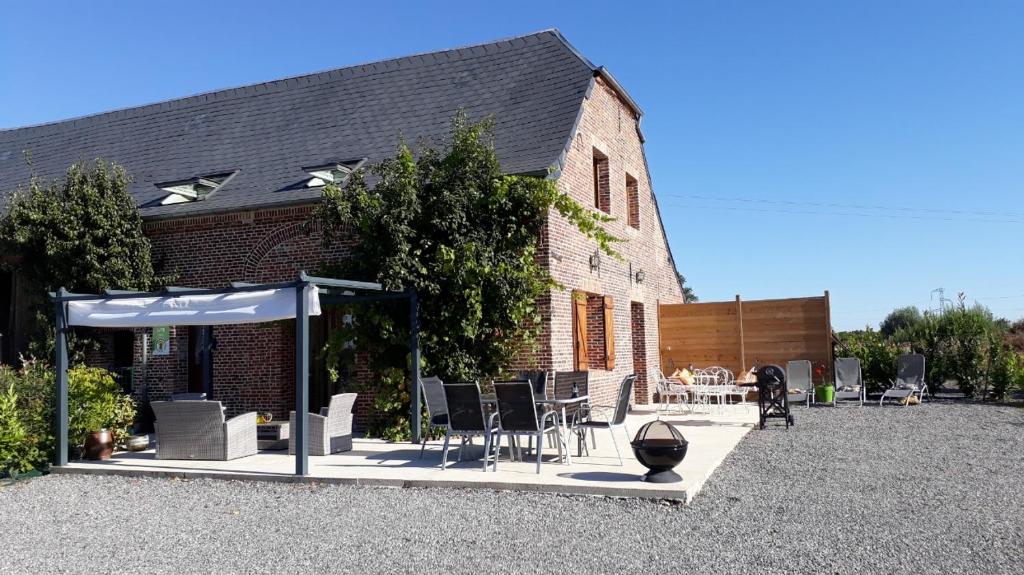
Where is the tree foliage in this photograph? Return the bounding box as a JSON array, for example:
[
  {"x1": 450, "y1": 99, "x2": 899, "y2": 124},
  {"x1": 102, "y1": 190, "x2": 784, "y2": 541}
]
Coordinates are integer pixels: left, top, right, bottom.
[
  {"x1": 0, "y1": 159, "x2": 160, "y2": 356},
  {"x1": 311, "y1": 114, "x2": 620, "y2": 439},
  {"x1": 839, "y1": 299, "x2": 1024, "y2": 400},
  {"x1": 879, "y1": 306, "x2": 922, "y2": 339},
  {"x1": 677, "y1": 272, "x2": 698, "y2": 303}
]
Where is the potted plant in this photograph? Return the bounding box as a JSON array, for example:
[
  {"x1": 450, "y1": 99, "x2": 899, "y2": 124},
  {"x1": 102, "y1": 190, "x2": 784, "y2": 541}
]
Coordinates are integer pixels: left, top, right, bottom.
[
  {"x1": 68, "y1": 367, "x2": 137, "y2": 460},
  {"x1": 814, "y1": 362, "x2": 834, "y2": 404}
]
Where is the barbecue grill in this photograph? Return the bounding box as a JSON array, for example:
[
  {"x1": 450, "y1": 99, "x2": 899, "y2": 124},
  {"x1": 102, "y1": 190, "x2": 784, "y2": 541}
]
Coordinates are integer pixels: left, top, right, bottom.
[
  {"x1": 631, "y1": 420, "x2": 688, "y2": 483},
  {"x1": 754, "y1": 364, "x2": 794, "y2": 430}
]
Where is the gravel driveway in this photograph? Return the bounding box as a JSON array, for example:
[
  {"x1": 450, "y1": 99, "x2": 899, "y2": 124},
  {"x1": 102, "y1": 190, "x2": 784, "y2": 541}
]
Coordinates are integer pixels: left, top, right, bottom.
[{"x1": 2, "y1": 402, "x2": 1021, "y2": 574}]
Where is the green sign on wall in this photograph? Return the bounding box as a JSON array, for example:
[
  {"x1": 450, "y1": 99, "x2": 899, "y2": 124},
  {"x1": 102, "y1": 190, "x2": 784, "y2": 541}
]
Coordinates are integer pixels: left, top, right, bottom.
[{"x1": 152, "y1": 326, "x2": 170, "y2": 356}]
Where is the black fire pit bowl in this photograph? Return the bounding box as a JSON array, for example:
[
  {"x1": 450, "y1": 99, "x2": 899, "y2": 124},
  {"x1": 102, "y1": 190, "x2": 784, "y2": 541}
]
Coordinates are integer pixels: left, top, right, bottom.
[{"x1": 631, "y1": 420, "x2": 688, "y2": 483}]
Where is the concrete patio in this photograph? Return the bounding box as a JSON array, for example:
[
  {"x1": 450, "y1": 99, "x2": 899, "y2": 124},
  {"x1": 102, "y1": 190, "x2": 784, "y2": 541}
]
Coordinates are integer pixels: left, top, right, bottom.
[{"x1": 53, "y1": 405, "x2": 759, "y2": 502}]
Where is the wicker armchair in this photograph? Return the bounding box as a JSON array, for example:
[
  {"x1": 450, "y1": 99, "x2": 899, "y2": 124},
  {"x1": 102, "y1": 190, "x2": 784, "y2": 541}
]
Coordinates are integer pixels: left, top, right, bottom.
[
  {"x1": 289, "y1": 393, "x2": 357, "y2": 456},
  {"x1": 152, "y1": 400, "x2": 257, "y2": 461}
]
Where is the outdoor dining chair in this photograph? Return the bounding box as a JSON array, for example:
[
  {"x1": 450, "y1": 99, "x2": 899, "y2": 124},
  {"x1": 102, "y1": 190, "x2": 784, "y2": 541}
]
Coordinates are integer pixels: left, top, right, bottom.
[
  {"x1": 655, "y1": 371, "x2": 689, "y2": 413},
  {"x1": 552, "y1": 370, "x2": 590, "y2": 425},
  {"x1": 492, "y1": 381, "x2": 564, "y2": 474},
  {"x1": 833, "y1": 357, "x2": 866, "y2": 406},
  {"x1": 880, "y1": 353, "x2": 928, "y2": 406},
  {"x1": 418, "y1": 376, "x2": 449, "y2": 459},
  {"x1": 516, "y1": 370, "x2": 549, "y2": 400},
  {"x1": 440, "y1": 382, "x2": 499, "y2": 471},
  {"x1": 704, "y1": 366, "x2": 733, "y2": 410},
  {"x1": 785, "y1": 360, "x2": 814, "y2": 407},
  {"x1": 572, "y1": 374, "x2": 636, "y2": 465}
]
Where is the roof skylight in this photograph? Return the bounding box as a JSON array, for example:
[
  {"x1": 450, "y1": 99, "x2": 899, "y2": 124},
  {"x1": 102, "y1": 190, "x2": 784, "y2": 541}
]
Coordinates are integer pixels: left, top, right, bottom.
[
  {"x1": 303, "y1": 159, "x2": 365, "y2": 188},
  {"x1": 155, "y1": 171, "x2": 238, "y2": 205}
]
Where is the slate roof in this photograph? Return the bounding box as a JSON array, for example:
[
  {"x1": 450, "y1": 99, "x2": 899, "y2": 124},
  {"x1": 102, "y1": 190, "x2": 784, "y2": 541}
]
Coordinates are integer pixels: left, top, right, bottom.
[{"x1": 0, "y1": 30, "x2": 606, "y2": 220}]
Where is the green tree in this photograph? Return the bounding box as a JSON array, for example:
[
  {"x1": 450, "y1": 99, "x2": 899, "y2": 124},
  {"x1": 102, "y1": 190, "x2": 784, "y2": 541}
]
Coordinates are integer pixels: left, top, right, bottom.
[
  {"x1": 0, "y1": 159, "x2": 160, "y2": 356},
  {"x1": 879, "y1": 306, "x2": 922, "y2": 339},
  {"x1": 677, "y1": 272, "x2": 698, "y2": 303},
  {"x1": 311, "y1": 114, "x2": 620, "y2": 439}
]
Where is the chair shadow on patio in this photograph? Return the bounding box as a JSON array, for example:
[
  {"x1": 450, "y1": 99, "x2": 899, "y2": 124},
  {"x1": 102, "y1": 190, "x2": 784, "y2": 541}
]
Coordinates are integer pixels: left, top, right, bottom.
[
  {"x1": 556, "y1": 471, "x2": 638, "y2": 482},
  {"x1": 660, "y1": 418, "x2": 751, "y2": 428}
]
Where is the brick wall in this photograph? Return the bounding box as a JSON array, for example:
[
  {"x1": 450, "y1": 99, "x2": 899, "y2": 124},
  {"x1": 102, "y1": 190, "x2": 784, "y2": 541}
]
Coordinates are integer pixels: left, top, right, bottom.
[
  {"x1": 129, "y1": 204, "x2": 352, "y2": 419},
  {"x1": 545, "y1": 76, "x2": 684, "y2": 406},
  {"x1": 584, "y1": 293, "x2": 607, "y2": 371},
  {"x1": 630, "y1": 301, "x2": 648, "y2": 402}
]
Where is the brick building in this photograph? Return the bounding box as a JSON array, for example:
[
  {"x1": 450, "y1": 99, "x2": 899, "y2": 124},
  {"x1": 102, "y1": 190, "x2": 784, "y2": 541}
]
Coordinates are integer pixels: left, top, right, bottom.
[{"x1": 0, "y1": 30, "x2": 683, "y2": 420}]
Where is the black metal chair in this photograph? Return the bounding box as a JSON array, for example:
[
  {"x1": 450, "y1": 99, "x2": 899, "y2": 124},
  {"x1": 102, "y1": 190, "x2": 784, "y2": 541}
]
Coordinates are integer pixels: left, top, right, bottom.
[
  {"x1": 492, "y1": 381, "x2": 564, "y2": 474},
  {"x1": 573, "y1": 374, "x2": 636, "y2": 465},
  {"x1": 516, "y1": 370, "x2": 549, "y2": 400},
  {"x1": 552, "y1": 370, "x2": 590, "y2": 425},
  {"x1": 418, "y1": 376, "x2": 448, "y2": 459},
  {"x1": 441, "y1": 382, "x2": 498, "y2": 471}
]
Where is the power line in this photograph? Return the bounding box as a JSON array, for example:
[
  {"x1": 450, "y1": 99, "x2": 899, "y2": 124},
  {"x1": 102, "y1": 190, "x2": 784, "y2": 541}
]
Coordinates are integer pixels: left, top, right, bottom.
[
  {"x1": 660, "y1": 193, "x2": 1024, "y2": 219},
  {"x1": 660, "y1": 202, "x2": 1024, "y2": 224},
  {"x1": 974, "y1": 293, "x2": 1024, "y2": 300}
]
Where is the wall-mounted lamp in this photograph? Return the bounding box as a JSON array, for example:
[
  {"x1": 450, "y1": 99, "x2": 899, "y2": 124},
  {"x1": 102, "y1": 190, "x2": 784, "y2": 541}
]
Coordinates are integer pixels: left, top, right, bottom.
[
  {"x1": 635, "y1": 269, "x2": 646, "y2": 285},
  {"x1": 589, "y1": 250, "x2": 602, "y2": 273}
]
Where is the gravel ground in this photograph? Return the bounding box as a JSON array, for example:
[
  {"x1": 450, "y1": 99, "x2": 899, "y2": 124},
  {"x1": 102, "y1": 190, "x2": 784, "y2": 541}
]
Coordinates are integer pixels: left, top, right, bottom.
[{"x1": 1, "y1": 401, "x2": 1022, "y2": 574}]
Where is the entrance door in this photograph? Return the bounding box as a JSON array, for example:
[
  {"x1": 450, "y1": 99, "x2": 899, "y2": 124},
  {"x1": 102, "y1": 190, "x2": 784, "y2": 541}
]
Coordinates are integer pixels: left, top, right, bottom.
[
  {"x1": 187, "y1": 327, "x2": 203, "y2": 393},
  {"x1": 187, "y1": 326, "x2": 214, "y2": 396}
]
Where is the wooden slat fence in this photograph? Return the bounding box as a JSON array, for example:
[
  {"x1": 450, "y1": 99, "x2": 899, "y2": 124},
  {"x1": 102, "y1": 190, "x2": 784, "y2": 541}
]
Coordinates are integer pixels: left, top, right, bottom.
[{"x1": 659, "y1": 292, "x2": 832, "y2": 377}]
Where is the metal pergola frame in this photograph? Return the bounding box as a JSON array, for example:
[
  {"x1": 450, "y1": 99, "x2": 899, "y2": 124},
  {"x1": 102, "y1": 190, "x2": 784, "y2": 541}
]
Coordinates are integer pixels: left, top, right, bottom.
[{"x1": 49, "y1": 271, "x2": 421, "y2": 476}]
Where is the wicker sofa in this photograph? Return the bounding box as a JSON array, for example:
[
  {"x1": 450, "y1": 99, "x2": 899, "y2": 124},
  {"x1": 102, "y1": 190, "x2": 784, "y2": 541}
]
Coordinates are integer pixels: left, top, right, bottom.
[
  {"x1": 152, "y1": 400, "x2": 258, "y2": 461},
  {"x1": 289, "y1": 393, "x2": 357, "y2": 456}
]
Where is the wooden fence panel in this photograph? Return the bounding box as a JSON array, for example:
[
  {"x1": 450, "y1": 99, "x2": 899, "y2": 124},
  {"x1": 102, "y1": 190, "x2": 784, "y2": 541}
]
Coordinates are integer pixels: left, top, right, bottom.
[{"x1": 659, "y1": 293, "x2": 831, "y2": 377}]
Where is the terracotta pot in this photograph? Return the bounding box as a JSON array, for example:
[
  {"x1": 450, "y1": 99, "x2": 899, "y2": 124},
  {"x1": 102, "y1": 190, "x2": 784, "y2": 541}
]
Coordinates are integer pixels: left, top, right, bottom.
[{"x1": 84, "y1": 430, "x2": 114, "y2": 460}]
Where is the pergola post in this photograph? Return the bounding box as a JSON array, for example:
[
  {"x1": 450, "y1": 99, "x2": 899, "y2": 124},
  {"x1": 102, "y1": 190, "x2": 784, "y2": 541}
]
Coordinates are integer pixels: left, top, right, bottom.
[
  {"x1": 53, "y1": 288, "x2": 69, "y2": 466},
  {"x1": 295, "y1": 277, "x2": 311, "y2": 476},
  {"x1": 409, "y1": 288, "x2": 421, "y2": 444}
]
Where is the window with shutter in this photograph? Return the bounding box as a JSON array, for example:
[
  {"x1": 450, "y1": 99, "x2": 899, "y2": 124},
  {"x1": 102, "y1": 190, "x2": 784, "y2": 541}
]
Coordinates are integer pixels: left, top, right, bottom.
[
  {"x1": 572, "y1": 291, "x2": 589, "y2": 371},
  {"x1": 603, "y1": 296, "x2": 615, "y2": 370}
]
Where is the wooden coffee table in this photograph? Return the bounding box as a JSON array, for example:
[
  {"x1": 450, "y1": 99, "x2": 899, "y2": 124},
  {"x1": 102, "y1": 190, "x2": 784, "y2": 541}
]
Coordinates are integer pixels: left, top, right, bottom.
[{"x1": 256, "y1": 422, "x2": 289, "y2": 451}]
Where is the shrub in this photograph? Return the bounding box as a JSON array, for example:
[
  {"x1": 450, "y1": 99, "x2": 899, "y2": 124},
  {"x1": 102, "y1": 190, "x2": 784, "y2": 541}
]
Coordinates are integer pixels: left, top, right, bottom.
[
  {"x1": 836, "y1": 329, "x2": 899, "y2": 393},
  {"x1": 0, "y1": 361, "x2": 135, "y2": 475},
  {"x1": 0, "y1": 383, "x2": 43, "y2": 476},
  {"x1": 896, "y1": 304, "x2": 1001, "y2": 398}
]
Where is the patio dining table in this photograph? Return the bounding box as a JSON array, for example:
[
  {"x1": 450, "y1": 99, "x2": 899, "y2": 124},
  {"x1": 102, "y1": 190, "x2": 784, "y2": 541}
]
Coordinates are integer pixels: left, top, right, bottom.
[{"x1": 480, "y1": 394, "x2": 589, "y2": 465}]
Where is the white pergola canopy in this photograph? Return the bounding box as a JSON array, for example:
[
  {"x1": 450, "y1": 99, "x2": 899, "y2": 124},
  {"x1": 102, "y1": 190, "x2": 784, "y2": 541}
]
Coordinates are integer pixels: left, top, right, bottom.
[
  {"x1": 66, "y1": 287, "x2": 322, "y2": 327},
  {"x1": 50, "y1": 273, "x2": 423, "y2": 477}
]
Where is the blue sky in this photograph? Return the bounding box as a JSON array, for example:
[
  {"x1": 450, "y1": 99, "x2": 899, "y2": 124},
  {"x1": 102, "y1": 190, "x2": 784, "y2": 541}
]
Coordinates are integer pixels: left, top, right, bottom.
[{"x1": 2, "y1": 1, "x2": 1021, "y2": 329}]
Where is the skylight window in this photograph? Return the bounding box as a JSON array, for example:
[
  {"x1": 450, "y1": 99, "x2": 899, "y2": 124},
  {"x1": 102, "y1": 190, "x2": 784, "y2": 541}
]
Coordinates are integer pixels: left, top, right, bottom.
[
  {"x1": 155, "y1": 171, "x2": 238, "y2": 205},
  {"x1": 303, "y1": 159, "x2": 365, "y2": 188}
]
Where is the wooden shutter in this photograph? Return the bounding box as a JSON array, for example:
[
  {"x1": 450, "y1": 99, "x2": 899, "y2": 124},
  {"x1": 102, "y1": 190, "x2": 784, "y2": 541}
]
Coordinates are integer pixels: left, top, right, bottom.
[
  {"x1": 603, "y1": 296, "x2": 615, "y2": 370},
  {"x1": 572, "y1": 291, "x2": 589, "y2": 371}
]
